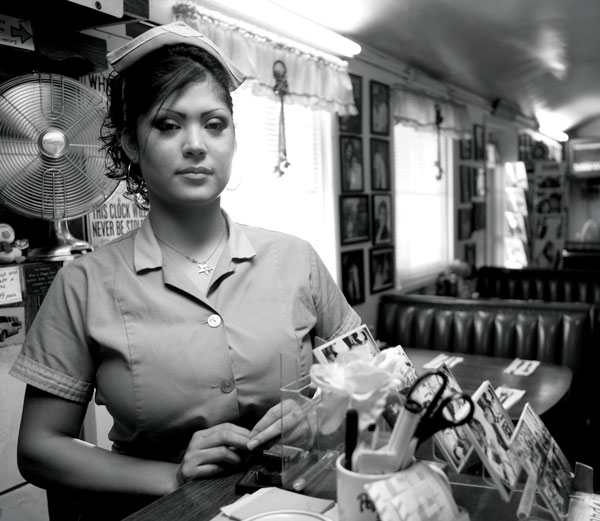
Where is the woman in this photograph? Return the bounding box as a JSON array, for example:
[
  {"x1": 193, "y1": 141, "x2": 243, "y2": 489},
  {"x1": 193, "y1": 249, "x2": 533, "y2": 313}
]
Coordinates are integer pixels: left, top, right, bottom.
[{"x1": 10, "y1": 21, "x2": 360, "y2": 519}]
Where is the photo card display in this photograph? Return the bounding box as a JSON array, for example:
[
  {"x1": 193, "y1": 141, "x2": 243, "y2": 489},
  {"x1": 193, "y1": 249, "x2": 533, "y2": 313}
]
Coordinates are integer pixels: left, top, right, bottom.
[
  {"x1": 464, "y1": 381, "x2": 523, "y2": 501},
  {"x1": 510, "y1": 403, "x2": 573, "y2": 521},
  {"x1": 429, "y1": 365, "x2": 476, "y2": 473},
  {"x1": 313, "y1": 324, "x2": 380, "y2": 364}
]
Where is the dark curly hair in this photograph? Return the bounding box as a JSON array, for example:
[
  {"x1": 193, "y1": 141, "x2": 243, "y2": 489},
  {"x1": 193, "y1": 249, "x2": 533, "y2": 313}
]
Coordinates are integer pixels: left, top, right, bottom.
[{"x1": 101, "y1": 44, "x2": 234, "y2": 210}]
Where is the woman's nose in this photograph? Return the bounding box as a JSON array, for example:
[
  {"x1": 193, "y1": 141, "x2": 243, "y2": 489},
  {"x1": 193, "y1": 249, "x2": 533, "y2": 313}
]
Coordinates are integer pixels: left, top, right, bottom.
[{"x1": 182, "y1": 129, "x2": 207, "y2": 156}]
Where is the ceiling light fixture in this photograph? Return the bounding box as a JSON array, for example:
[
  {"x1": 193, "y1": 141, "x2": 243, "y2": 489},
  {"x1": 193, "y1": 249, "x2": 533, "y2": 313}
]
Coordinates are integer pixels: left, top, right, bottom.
[{"x1": 201, "y1": 0, "x2": 362, "y2": 57}]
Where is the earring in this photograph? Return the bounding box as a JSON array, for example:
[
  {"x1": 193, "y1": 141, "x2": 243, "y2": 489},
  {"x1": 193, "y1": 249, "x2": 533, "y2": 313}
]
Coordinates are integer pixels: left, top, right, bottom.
[{"x1": 127, "y1": 158, "x2": 137, "y2": 176}]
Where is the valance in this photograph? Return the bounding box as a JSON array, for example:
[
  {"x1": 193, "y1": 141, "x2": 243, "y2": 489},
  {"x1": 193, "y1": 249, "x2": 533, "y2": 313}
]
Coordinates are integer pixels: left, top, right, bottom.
[
  {"x1": 172, "y1": 0, "x2": 357, "y2": 115},
  {"x1": 392, "y1": 85, "x2": 471, "y2": 139}
]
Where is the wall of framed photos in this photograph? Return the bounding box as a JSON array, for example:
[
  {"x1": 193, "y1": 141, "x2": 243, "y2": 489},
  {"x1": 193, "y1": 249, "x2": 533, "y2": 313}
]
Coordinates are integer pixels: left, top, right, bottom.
[{"x1": 336, "y1": 57, "x2": 399, "y2": 329}]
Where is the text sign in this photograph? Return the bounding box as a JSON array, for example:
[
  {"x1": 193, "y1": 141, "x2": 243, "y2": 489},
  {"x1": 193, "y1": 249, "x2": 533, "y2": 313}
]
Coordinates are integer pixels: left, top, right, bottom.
[
  {"x1": 0, "y1": 266, "x2": 22, "y2": 305},
  {"x1": 0, "y1": 15, "x2": 34, "y2": 51},
  {"x1": 87, "y1": 183, "x2": 148, "y2": 247}
]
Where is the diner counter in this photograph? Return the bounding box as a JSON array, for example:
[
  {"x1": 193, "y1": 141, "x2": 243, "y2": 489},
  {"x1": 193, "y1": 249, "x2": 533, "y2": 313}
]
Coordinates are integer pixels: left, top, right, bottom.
[{"x1": 122, "y1": 348, "x2": 575, "y2": 521}]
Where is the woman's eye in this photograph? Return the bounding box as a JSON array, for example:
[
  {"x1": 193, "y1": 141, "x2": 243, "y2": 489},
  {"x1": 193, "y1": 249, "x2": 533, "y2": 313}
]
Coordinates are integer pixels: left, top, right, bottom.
[
  {"x1": 206, "y1": 118, "x2": 227, "y2": 131},
  {"x1": 155, "y1": 119, "x2": 179, "y2": 132}
]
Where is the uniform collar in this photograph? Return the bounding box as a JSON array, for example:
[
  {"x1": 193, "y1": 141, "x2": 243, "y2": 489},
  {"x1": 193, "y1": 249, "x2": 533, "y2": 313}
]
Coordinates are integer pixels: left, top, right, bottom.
[{"x1": 134, "y1": 210, "x2": 256, "y2": 273}]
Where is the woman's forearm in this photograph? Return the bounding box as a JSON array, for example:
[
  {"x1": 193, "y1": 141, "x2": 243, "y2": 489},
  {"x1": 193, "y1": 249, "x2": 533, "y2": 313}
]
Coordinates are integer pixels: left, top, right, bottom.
[{"x1": 18, "y1": 435, "x2": 179, "y2": 496}]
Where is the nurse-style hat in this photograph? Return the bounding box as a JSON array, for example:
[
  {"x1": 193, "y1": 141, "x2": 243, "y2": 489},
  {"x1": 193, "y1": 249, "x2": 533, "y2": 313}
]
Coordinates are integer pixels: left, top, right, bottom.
[{"x1": 107, "y1": 21, "x2": 246, "y2": 90}]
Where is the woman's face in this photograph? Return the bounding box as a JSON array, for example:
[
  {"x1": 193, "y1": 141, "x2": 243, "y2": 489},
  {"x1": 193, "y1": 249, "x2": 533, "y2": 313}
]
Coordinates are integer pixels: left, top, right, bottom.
[{"x1": 131, "y1": 79, "x2": 235, "y2": 208}]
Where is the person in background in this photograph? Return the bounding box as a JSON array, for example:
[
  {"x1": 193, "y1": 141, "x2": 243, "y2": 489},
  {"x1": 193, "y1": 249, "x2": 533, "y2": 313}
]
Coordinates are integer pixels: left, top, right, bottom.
[{"x1": 10, "y1": 21, "x2": 361, "y2": 520}]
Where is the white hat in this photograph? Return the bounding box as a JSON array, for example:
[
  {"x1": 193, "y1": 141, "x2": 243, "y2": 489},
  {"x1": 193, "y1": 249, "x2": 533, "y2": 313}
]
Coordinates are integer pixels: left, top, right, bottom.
[{"x1": 107, "y1": 21, "x2": 246, "y2": 90}]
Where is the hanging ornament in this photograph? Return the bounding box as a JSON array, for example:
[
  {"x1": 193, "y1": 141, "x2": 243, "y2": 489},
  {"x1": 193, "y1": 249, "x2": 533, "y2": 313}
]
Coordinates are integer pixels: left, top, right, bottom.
[
  {"x1": 435, "y1": 103, "x2": 444, "y2": 180},
  {"x1": 273, "y1": 60, "x2": 290, "y2": 176}
]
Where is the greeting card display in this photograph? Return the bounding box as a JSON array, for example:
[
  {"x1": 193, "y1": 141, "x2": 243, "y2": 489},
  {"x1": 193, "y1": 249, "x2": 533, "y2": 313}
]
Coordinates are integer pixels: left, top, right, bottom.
[
  {"x1": 313, "y1": 324, "x2": 379, "y2": 364},
  {"x1": 463, "y1": 381, "x2": 523, "y2": 500}
]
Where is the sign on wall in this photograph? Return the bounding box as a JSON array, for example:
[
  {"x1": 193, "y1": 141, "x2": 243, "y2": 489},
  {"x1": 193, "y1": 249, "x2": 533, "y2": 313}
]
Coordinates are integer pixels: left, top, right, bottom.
[{"x1": 87, "y1": 183, "x2": 148, "y2": 248}]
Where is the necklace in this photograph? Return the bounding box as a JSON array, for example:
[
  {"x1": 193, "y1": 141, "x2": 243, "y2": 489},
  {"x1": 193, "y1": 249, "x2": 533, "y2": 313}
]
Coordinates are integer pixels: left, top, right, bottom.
[{"x1": 155, "y1": 229, "x2": 226, "y2": 276}]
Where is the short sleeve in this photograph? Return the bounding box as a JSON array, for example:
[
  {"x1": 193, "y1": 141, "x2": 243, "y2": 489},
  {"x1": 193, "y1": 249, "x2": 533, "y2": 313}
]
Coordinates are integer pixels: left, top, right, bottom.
[
  {"x1": 308, "y1": 244, "x2": 361, "y2": 341},
  {"x1": 9, "y1": 263, "x2": 94, "y2": 403}
]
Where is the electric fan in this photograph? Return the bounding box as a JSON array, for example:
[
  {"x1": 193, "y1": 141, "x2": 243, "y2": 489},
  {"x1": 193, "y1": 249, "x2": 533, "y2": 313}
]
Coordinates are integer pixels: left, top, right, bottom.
[{"x1": 0, "y1": 72, "x2": 119, "y2": 261}]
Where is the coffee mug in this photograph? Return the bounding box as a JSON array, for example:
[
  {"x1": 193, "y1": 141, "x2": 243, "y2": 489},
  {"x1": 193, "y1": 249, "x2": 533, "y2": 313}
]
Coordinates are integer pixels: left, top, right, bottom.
[{"x1": 335, "y1": 454, "x2": 394, "y2": 521}]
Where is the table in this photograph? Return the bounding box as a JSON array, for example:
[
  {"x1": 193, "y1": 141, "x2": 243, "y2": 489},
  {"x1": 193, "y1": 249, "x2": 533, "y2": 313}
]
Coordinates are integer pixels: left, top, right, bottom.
[
  {"x1": 404, "y1": 348, "x2": 572, "y2": 420},
  {"x1": 123, "y1": 350, "x2": 574, "y2": 521}
]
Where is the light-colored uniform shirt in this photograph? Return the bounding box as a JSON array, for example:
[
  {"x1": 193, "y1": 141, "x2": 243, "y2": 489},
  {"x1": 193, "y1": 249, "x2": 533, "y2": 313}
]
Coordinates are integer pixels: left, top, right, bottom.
[{"x1": 10, "y1": 212, "x2": 361, "y2": 461}]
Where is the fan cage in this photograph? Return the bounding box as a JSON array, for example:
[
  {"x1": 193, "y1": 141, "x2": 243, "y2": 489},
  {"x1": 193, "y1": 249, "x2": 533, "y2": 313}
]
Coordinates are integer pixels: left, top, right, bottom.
[{"x1": 0, "y1": 72, "x2": 119, "y2": 221}]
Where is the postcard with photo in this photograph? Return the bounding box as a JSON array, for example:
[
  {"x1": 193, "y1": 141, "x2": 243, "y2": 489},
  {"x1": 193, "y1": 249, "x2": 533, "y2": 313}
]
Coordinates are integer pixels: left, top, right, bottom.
[
  {"x1": 313, "y1": 324, "x2": 380, "y2": 364},
  {"x1": 464, "y1": 381, "x2": 523, "y2": 501},
  {"x1": 537, "y1": 442, "x2": 572, "y2": 521},
  {"x1": 510, "y1": 403, "x2": 551, "y2": 478},
  {"x1": 431, "y1": 365, "x2": 476, "y2": 473}
]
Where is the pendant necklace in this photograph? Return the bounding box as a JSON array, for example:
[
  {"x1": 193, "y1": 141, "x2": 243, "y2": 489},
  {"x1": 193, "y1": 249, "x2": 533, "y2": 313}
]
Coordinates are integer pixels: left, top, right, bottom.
[{"x1": 155, "y1": 229, "x2": 226, "y2": 276}]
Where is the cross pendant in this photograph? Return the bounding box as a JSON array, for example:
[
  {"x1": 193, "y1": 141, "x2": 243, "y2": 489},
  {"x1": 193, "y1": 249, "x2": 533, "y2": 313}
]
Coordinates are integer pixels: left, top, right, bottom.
[{"x1": 196, "y1": 263, "x2": 214, "y2": 276}]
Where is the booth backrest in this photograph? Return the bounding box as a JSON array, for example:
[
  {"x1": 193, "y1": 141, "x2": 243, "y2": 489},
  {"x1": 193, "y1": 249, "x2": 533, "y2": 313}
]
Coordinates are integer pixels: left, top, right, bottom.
[
  {"x1": 475, "y1": 266, "x2": 600, "y2": 303},
  {"x1": 376, "y1": 293, "x2": 595, "y2": 384},
  {"x1": 376, "y1": 292, "x2": 598, "y2": 465}
]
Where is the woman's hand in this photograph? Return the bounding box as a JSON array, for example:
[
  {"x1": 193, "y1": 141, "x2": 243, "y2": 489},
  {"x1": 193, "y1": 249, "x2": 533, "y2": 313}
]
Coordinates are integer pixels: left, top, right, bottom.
[
  {"x1": 176, "y1": 423, "x2": 253, "y2": 485},
  {"x1": 247, "y1": 399, "x2": 316, "y2": 452}
]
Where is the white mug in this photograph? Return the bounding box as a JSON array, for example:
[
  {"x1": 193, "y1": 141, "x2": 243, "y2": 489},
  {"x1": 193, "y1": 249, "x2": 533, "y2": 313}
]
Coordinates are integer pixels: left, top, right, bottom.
[{"x1": 335, "y1": 454, "x2": 394, "y2": 521}]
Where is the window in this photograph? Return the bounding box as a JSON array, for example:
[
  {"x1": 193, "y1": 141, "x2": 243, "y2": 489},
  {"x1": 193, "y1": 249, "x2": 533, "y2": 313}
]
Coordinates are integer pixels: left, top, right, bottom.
[
  {"x1": 394, "y1": 124, "x2": 453, "y2": 289},
  {"x1": 221, "y1": 87, "x2": 337, "y2": 277}
]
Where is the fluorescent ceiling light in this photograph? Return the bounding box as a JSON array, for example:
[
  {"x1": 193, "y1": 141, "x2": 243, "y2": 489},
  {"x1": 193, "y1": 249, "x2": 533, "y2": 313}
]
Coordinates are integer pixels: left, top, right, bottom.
[
  {"x1": 539, "y1": 126, "x2": 569, "y2": 142},
  {"x1": 202, "y1": 0, "x2": 362, "y2": 57}
]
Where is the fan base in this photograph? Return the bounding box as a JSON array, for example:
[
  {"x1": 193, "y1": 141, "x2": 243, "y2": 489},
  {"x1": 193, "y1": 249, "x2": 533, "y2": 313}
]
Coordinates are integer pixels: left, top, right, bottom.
[{"x1": 28, "y1": 243, "x2": 93, "y2": 262}]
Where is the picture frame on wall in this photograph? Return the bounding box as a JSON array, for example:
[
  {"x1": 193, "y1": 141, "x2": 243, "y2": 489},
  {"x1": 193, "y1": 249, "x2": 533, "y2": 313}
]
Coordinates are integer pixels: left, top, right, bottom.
[
  {"x1": 370, "y1": 80, "x2": 390, "y2": 135},
  {"x1": 339, "y1": 73, "x2": 362, "y2": 134},
  {"x1": 340, "y1": 135, "x2": 364, "y2": 192},
  {"x1": 370, "y1": 138, "x2": 391, "y2": 190},
  {"x1": 369, "y1": 247, "x2": 395, "y2": 293},
  {"x1": 473, "y1": 124, "x2": 486, "y2": 161},
  {"x1": 341, "y1": 249, "x2": 365, "y2": 305},
  {"x1": 459, "y1": 165, "x2": 472, "y2": 203},
  {"x1": 459, "y1": 136, "x2": 473, "y2": 160},
  {"x1": 372, "y1": 193, "x2": 393, "y2": 245},
  {"x1": 458, "y1": 207, "x2": 473, "y2": 240},
  {"x1": 340, "y1": 194, "x2": 370, "y2": 245},
  {"x1": 464, "y1": 242, "x2": 476, "y2": 274}
]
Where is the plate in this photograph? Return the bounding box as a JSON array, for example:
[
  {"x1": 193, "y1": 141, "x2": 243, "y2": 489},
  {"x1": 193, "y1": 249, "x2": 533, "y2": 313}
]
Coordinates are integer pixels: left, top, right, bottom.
[{"x1": 243, "y1": 510, "x2": 332, "y2": 521}]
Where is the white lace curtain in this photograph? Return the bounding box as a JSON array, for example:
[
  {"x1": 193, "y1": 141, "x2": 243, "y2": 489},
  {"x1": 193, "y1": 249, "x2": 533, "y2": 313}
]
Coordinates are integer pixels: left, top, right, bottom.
[
  {"x1": 172, "y1": 0, "x2": 357, "y2": 116},
  {"x1": 392, "y1": 85, "x2": 471, "y2": 138}
]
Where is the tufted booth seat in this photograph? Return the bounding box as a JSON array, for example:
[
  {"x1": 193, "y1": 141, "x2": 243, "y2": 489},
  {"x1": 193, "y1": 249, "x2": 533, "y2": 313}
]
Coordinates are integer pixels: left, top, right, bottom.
[
  {"x1": 475, "y1": 265, "x2": 600, "y2": 303},
  {"x1": 376, "y1": 292, "x2": 597, "y2": 463}
]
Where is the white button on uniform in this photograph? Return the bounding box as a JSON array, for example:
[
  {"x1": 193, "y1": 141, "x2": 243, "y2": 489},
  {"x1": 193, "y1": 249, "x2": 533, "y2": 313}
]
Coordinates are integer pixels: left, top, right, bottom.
[
  {"x1": 208, "y1": 314, "x2": 222, "y2": 327},
  {"x1": 220, "y1": 379, "x2": 235, "y2": 393}
]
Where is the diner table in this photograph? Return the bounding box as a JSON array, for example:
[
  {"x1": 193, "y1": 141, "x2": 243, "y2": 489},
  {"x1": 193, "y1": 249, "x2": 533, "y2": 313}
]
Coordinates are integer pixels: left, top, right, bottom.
[
  {"x1": 404, "y1": 348, "x2": 573, "y2": 420},
  {"x1": 123, "y1": 348, "x2": 575, "y2": 521}
]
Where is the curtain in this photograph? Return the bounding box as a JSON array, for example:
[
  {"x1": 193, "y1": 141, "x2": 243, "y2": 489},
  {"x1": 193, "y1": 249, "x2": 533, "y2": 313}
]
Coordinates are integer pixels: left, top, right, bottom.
[
  {"x1": 392, "y1": 85, "x2": 471, "y2": 138},
  {"x1": 172, "y1": 0, "x2": 357, "y2": 116}
]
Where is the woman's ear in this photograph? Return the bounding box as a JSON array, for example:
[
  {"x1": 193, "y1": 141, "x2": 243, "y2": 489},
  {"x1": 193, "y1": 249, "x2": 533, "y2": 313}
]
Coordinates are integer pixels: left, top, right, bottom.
[{"x1": 120, "y1": 128, "x2": 139, "y2": 162}]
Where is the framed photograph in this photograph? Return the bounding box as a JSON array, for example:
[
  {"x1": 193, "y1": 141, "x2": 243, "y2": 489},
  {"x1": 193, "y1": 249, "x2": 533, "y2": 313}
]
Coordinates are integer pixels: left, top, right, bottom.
[
  {"x1": 313, "y1": 324, "x2": 379, "y2": 364},
  {"x1": 370, "y1": 80, "x2": 390, "y2": 135},
  {"x1": 340, "y1": 136, "x2": 364, "y2": 192},
  {"x1": 370, "y1": 138, "x2": 391, "y2": 190},
  {"x1": 338, "y1": 73, "x2": 362, "y2": 134},
  {"x1": 458, "y1": 208, "x2": 473, "y2": 240},
  {"x1": 464, "y1": 242, "x2": 476, "y2": 274},
  {"x1": 472, "y1": 201, "x2": 486, "y2": 231},
  {"x1": 341, "y1": 249, "x2": 365, "y2": 305},
  {"x1": 459, "y1": 137, "x2": 473, "y2": 160},
  {"x1": 473, "y1": 124, "x2": 486, "y2": 161},
  {"x1": 369, "y1": 247, "x2": 395, "y2": 293},
  {"x1": 459, "y1": 165, "x2": 472, "y2": 203},
  {"x1": 371, "y1": 193, "x2": 393, "y2": 245},
  {"x1": 464, "y1": 381, "x2": 522, "y2": 501},
  {"x1": 339, "y1": 195, "x2": 370, "y2": 245}
]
